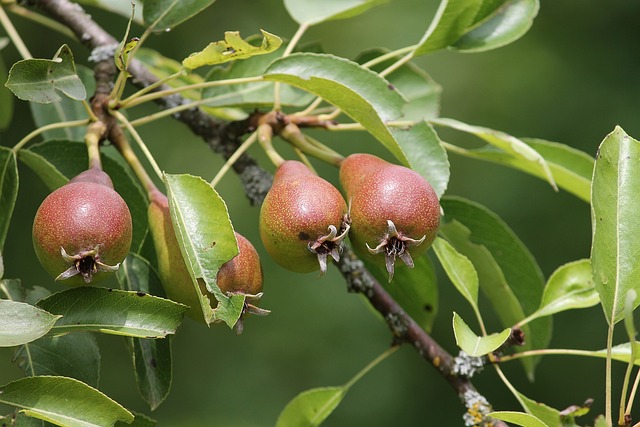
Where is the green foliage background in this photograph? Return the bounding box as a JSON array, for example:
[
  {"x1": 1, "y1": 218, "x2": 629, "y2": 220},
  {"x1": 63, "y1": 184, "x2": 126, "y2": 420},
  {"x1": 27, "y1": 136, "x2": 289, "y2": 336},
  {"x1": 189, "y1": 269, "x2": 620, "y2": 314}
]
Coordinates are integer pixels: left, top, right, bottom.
[{"x1": 1, "y1": 0, "x2": 639, "y2": 425}]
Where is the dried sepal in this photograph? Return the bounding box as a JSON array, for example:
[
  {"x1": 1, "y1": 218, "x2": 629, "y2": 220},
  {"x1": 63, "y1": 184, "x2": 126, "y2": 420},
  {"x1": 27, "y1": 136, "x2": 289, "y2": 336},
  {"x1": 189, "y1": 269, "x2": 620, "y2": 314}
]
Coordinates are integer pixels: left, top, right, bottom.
[
  {"x1": 57, "y1": 245, "x2": 121, "y2": 283},
  {"x1": 366, "y1": 220, "x2": 426, "y2": 282}
]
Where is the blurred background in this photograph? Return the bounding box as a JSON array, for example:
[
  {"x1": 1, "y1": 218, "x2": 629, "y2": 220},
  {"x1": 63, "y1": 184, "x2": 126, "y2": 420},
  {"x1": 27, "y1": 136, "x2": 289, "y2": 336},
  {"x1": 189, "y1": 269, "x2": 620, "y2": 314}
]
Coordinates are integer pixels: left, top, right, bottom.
[{"x1": 1, "y1": 0, "x2": 640, "y2": 425}]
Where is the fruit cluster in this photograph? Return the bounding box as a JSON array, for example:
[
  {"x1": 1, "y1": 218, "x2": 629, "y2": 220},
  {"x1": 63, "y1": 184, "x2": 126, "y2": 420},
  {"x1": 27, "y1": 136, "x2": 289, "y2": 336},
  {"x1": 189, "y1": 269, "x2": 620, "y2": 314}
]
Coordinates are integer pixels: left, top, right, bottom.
[{"x1": 259, "y1": 153, "x2": 441, "y2": 281}]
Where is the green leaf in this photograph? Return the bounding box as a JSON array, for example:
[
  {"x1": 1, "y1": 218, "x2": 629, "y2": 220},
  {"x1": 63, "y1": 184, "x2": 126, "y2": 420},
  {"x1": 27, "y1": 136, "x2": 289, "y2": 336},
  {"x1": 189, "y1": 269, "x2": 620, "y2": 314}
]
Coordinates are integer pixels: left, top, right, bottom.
[
  {"x1": 414, "y1": 0, "x2": 482, "y2": 56},
  {"x1": 522, "y1": 259, "x2": 598, "y2": 324},
  {"x1": 29, "y1": 65, "x2": 94, "y2": 141},
  {"x1": 0, "y1": 49, "x2": 13, "y2": 130},
  {"x1": 452, "y1": 312, "x2": 510, "y2": 357},
  {"x1": 117, "y1": 254, "x2": 172, "y2": 410},
  {"x1": 0, "y1": 146, "x2": 18, "y2": 251},
  {"x1": 364, "y1": 254, "x2": 438, "y2": 332},
  {"x1": 0, "y1": 376, "x2": 133, "y2": 426},
  {"x1": 37, "y1": 287, "x2": 187, "y2": 338},
  {"x1": 516, "y1": 391, "x2": 563, "y2": 426},
  {"x1": 433, "y1": 237, "x2": 478, "y2": 310},
  {"x1": 276, "y1": 387, "x2": 344, "y2": 427},
  {"x1": 591, "y1": 127, "x2": 640, "y2": 325},
  {"x1": 355, "y1": 48, "x2": 442, "y2": 120},
  {"x1": 19, "y1": 140, "x2": 149, "y2": 254},
  {"x1": 592, "y1": 342, "x2": 640, "y2": 365},
  {"x1": 450, "y1": 138, "x2": 594, "y2": 202},
  {"x1": 0, "y1": 300, "x2": 60, "y2": 347},
  {"x1": 115, "y1": 412, "x2": 156, "y2": 427},
  {"x1": 594, "y1": 415, "x2": 607, "y2": 427},
  {"x1": 182, "y1": 30, "x2": 282, "y2": 70},
  {"x1": 5, "y1": 44, "x2": 86, "y2": 103},
  {"x1": 454, "y1": 0, "x2": 540, "y2": 52},
  {"x1": 284, "y1": 0, "x2": 387, "y2": 25},
  {"x1": 432, "y1": 117, "x2": 557, "y2": 190},
  {"x1": 164, "y1": 173, "x2": 243, "y2": 327},
  {"x1": 439, "y1": 196, "x2": 550, "y2": 378},
  {"x1": 15, "y1": 333, "x2": 100, "y2": 388},
  {"x1": 276, "y1": 347, "x2": 396, "y2": 427},
  {"x1": 203, "y1": 43, "x2": 314, "y2": 109},
  {"x1": 264, "y1": 53, "x2": 449, "y2": 197},
  {"x1": 132, "y1": 337, "x2": 172, "y2": 410},
  {"x1": 488, "y1": 411, "x2": 548, "y2": 427},
  {"x1": 143, "y1": 0, "x2": 216, "y2": 32}
]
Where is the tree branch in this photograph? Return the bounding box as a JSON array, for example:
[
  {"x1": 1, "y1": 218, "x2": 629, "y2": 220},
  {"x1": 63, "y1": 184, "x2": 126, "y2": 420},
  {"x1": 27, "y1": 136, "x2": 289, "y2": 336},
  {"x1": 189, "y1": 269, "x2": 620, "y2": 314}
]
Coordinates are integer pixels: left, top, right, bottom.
[{"x1": 28, "y1": 1, "x2": 504, "y2": 424}]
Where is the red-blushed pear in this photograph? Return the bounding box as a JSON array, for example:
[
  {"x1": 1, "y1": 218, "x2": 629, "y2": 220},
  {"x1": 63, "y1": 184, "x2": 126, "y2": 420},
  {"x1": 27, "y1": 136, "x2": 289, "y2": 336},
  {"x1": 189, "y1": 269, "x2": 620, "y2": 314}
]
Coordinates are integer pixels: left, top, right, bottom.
[
  {"x1": 32, "y1": 168, "x2": 132, "y2": 285},
  {"x1": 259, "y1": 160, "x2": 349, "y2": 274},
  {"x1": 339, "y1": 153, "x2": 440, "y2": 281}
]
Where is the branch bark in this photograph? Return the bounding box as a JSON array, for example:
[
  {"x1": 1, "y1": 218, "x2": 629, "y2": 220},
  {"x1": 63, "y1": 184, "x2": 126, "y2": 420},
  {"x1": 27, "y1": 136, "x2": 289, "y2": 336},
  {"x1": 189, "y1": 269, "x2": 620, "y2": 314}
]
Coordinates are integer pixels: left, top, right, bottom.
[{"x1": 27, "y1": 1, "x2": 505, "y2": 424}]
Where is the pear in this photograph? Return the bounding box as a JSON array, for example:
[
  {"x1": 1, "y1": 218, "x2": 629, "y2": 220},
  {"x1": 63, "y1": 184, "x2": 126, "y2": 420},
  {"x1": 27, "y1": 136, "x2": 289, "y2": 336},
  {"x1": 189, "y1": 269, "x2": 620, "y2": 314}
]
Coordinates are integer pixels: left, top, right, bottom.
[
  {"x1": 259, "y1": 161, "x2": 349, "y2": 274},
  {"x1": 339, "y1": 153, "x2": 440, "y2": 281},
  {"x1": 32, "y1": 168, "x2": 132, "y2": 285}
]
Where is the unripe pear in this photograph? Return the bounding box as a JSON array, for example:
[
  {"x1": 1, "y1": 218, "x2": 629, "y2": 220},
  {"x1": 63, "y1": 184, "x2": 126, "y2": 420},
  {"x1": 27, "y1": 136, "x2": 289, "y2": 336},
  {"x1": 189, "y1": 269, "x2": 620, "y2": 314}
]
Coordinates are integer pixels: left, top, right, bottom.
[
  {"x1": 259, "y1": 161, "x2": 349, "y2": 274},
  {"x1": 339, "y1": 153, "x2": 440, "y2": 281},
  {"x1": 32, "y1": 168, "x2": 132, "y2": 285}
]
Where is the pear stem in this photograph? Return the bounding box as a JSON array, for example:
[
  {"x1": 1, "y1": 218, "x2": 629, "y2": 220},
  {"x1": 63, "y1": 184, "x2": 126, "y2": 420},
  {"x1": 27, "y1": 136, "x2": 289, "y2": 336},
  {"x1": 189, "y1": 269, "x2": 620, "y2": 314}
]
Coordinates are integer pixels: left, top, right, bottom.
[
  {"x1": 85, "y1": 121, "x2": 106, "y2": 170},
  {"x1": 279, "y1": 123, "x2": 344, "y2": 167},
  {"x1": 110, "y1": 122, "x2": 159, "y2": 197},
  {"x1": 258, "y1": 123, "x2": 285, "y2": 168}
]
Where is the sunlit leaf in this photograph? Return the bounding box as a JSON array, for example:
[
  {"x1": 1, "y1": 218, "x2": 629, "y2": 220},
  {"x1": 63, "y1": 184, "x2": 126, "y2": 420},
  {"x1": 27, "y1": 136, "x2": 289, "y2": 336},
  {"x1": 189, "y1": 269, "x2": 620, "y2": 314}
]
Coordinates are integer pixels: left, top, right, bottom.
[
  {"x1": 37, "y1": 287, "x2": 187, "y2": 338},
  {"x1": 264, "y1": 53, "x2": 450, "y2": 197},
  {"x1": 0, "y1": 299, "x2": 60, "y2": 347},
  {"x1": 488, "y1": 411, "x2": 548, "y2": 427},
  {"x1": 0, "y1": 146, "x2": 18, "y2": 251},
  {"x1": 134, "y1": 48, "x2": 246, "y2": 120},
  {"x1": 143, "y1": 0, "x2": 216, "y2": 32},
  {"x1": 0, "y1": 376, "x2": 133, "y2": 426},
  {"x1": 449, "y1": 138, "x2": 594, "y2": 202},
  {"x1": 182, "y1": 30, "x2": 282, "y2": 70},
  {"x1": 15, "y1": 333, "x2": 100, "y2": 387},
  {"x1": 591, "y1": 126, "x2": 640, "y2": 325},
  {"x1": 19, "y1": 140, "x2": 149, "y2": 254},
  {"x1": 414, "y1": 0, "x2": 482, "y2": 56},
  {"x1": 432, "y1": 117, "x2": 556, "y2": 190},
  {"x1": 452, "y1": 312, "x2": 510, "y2": 357},
  {"x1": 454, "y1": 0, "x2": 540, "y2": 52},
  {"x1": 522, "y1": 259, "x2": 598, "y2": 324},
  {"x1": 433, "y1": 237, "x2": 478, "y2": 310},
  {"x1": 29, "y1": 65, "x2": 93, "y2": 141},
  {"x1": 164, "y1": 173, "x2": 243, "y2": 327},
  {"x1": 5, "y1": 44, "x2": 86, "y2": 103},
  {"x1": 284, "y1": 0, "x2": 387, "y2": 25},
  {"x1": 203, "y1": 43, "x2": 314, "y2": 109},
  {"x1": 440, "y1": 196, "x2": 550, "y2": 378}
]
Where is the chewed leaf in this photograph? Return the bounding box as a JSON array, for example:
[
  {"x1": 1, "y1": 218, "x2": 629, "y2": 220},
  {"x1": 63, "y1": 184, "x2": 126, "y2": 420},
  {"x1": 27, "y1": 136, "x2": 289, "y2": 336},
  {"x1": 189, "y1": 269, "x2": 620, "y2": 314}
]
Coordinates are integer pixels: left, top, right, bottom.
[
  {"x1": 182, "y1": 30, "x2": 282, "y2": 70},
  {"x1": 452, "y1": 312, "x2": 510, "y2": 357},
  {"x1": 5, "y1": 44, "x2": 86, "y2": 103}
]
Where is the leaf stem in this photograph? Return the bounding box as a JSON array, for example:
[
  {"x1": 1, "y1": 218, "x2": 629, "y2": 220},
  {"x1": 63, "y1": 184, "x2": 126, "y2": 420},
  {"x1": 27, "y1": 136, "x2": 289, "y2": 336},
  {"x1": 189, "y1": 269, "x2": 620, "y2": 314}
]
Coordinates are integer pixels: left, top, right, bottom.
[
  {"x1": 493, "y1": 364, "x2": 528, "y2": 410},
  {"x1": 119, "y1": 76, "x2": 264, "y2": 109},
  {"x1": 116, "y1": 69, "x2": 185, "y2": 109},
  {"x1": 606, "y1": 321, "x2": 615, "y2": 427},
  {"x1": 279, "y1": 123, "x2": 344, "y2": 167},
  {"x1": 11, "y1": 119, "x2": 90, "y2": 153},
  {"x1": 273, "y1": 22, "x2": 309, "y2": 111},
  {"x1": 344, "y1": 345, "x2": 399, "y2": 390},
  {"x1": 379, "y1": 50, "x2": 414, "y2": 78},
  {"x1": 625, "y1": 368, "x2": 640, "y2": 415},
  {"x1": 0, "y1": 4, "x2": 31, "y2": 59},
  {"x1": 361, "y1": 45, "x2": 417, "y2": 69},
  {"x1": 112, "y1": 110, "x2": 163, "y2": 182},
  {"x1": 210, "y1": 131, "x2": 258, "y2": 188},
  {"x1": 498, "y1": 347, "x2": 621, "y2": 362}
]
